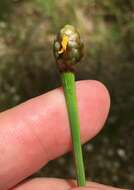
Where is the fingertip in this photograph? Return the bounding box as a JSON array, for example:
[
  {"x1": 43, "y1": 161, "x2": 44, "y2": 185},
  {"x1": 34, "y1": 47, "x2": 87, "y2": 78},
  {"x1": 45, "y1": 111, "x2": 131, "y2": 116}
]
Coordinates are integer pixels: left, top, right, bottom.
[{"x1": 76, "y1": 80, "x2": 110, "y2": 143}]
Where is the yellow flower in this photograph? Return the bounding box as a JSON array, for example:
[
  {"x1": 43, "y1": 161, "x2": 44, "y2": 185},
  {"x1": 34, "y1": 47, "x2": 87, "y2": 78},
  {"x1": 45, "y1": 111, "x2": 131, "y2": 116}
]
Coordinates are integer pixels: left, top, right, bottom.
[{"x1": 58, "y1": 35, "x2": 69, "y2": 54}]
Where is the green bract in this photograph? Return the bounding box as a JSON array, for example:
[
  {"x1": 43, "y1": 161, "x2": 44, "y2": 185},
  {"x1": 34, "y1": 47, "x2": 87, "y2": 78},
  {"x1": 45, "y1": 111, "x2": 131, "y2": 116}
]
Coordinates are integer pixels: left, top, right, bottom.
[{"x1": 53, "y1": 25, "x2": 83, "y2": 72}]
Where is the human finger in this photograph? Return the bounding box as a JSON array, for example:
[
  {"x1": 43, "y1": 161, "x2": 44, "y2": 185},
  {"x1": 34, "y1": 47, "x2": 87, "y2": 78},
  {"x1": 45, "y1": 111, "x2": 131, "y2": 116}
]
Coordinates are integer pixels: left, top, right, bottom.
[
  {"x1": 0, "y1": 80, "x2": 110, "y2": 190},
  {"x1": 11, "y1": 178, "x2": 125, "y2": 190}
]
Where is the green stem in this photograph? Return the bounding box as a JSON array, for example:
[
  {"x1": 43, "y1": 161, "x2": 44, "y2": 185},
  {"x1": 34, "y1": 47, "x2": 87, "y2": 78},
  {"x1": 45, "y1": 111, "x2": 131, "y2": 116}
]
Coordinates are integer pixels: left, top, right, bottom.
[{"x1": 61, "y1": 72, "x2": 86, "y2": 186}]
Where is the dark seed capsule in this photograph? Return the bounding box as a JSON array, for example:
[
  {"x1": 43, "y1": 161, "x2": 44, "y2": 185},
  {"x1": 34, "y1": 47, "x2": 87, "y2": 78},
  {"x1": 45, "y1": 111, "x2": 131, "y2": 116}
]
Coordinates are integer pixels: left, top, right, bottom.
[{"x1": 53, "y1": 25, "x2": 84, "y2": 72}]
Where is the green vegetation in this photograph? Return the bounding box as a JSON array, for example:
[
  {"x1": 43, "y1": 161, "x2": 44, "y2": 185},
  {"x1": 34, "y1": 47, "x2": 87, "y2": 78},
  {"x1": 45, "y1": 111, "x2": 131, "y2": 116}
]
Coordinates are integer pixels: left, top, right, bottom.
[
  {"x1": 0, "y1": 0, "x2": 134, "y2": 189},
  {"x1": 54, "y1": 24, "x2": 86, "y2": 186}
]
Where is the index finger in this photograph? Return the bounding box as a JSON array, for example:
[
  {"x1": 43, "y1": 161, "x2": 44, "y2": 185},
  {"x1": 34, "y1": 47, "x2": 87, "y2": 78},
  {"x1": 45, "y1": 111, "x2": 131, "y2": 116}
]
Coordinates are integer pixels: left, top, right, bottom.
[{"x1": 0, "y1": 80, "x2": 110, "y2": 190}]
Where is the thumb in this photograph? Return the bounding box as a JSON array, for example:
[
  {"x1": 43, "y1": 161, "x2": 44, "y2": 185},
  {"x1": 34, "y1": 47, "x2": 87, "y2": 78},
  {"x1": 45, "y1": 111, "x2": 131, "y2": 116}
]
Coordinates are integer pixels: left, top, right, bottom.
[{"x1": 72, "y1": 184, "x2": 126, "y2": 190}]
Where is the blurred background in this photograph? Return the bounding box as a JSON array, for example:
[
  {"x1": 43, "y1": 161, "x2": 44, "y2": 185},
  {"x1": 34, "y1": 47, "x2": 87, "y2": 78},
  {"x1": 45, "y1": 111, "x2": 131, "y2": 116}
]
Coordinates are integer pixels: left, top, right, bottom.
[{"x1": 0, "y1": 0, "x2": 134, "y2": 189}]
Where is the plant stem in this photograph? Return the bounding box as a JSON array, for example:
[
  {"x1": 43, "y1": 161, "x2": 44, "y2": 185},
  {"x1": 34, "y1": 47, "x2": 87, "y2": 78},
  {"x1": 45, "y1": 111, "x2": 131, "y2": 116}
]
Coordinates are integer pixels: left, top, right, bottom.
[{"x1": 61, "y1": 72, "x2": 86, "y2": 186}]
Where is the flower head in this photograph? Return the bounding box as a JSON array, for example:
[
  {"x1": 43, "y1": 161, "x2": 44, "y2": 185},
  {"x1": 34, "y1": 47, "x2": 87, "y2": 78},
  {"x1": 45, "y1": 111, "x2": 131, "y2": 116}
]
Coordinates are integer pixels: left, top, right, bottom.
[{"x1": 53, "y1": 25, "x2": 83, "y2": 72}]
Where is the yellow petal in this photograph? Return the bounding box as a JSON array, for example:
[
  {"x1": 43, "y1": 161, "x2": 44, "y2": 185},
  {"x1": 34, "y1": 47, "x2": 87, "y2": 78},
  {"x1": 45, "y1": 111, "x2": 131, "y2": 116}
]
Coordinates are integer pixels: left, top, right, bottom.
[{"x1": 58, "y1": 35, "x2": 69, "y2": 54}]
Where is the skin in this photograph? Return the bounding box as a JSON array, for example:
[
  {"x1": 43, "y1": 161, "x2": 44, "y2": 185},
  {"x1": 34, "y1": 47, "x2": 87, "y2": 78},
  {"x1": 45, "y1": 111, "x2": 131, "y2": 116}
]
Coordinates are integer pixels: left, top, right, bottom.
[{"x1": 0, "y1": 80, "x2": 126, "y2": 190}]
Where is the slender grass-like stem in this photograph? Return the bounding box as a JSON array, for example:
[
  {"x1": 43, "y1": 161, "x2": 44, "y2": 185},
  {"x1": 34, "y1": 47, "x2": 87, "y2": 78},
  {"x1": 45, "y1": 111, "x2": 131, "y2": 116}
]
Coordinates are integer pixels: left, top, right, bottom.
[
  {"x1": 61, "y1": 72, "x2": 86, "y2": 186},
  {"x1": 53, "y1": 24, "x2": 85, "y2": 186}
]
